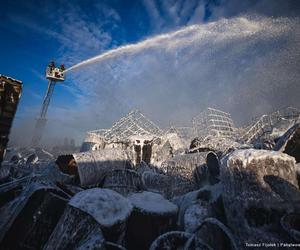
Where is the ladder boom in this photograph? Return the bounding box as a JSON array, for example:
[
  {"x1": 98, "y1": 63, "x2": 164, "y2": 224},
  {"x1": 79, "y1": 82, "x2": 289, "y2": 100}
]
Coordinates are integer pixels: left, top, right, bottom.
[{"x1": 31, "y1": 61, "x2": 65, "y2": 147}]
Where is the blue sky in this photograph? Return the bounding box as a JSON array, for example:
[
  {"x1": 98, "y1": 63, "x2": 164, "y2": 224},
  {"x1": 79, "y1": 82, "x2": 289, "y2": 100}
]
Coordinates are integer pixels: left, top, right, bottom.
[{"x1": 1, "y1": 0, "x2": 299, "y2": 147}]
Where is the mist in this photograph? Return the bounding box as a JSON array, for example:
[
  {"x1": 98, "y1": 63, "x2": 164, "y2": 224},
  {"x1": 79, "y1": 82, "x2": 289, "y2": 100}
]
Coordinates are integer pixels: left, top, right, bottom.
[{"x1": 9, "y1": 15, "x2": 300, "y2": 149}]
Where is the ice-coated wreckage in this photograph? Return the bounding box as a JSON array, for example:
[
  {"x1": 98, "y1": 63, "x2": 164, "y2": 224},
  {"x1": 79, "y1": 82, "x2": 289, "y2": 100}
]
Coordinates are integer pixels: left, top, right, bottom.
[{"x1": 1, "y1": 103, "x2": 300, "y2": 250}]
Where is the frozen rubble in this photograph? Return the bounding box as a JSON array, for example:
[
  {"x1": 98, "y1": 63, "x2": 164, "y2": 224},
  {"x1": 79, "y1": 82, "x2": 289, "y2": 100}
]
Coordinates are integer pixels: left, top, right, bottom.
[
  {"x1": 221, "y1": 149, "x2": 300, "y2": 249},
  {"x1": 126, "y1": 191, "x2": 178, "y2": 249},
  {"x1": 70, "y1": 188, "x2": 133, "y2": 228},
  {"x1": 128, "y1": 191, "x2": 177, "y2": 215},
  {"x1": 0, "y1": 108, "x2": 300, "y2": 249}
]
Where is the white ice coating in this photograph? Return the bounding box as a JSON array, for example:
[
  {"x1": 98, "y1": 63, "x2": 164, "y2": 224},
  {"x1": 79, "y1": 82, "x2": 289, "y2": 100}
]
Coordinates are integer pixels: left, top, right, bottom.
[
  {"x1": 69, "y1": 188, "x2": 133, "y2": 227},
  {"x1": 228, "y1": 149, "x2": 296, "y2": 168},
  {"x1": 72, "y1": 149, "x2": 131, "y2": 186},
  {"x1": 162, "y1": 133, "x2": 185, "y2": 151},
  {"x1": 128, "y1": 191, "x2": 178, "y2": 215},
  {"x1": 184, "y1": 203, "x2": 209, "y2": 233},
  {"x1": 64, "y1": 17, "x2": 271, "y2": 73}
]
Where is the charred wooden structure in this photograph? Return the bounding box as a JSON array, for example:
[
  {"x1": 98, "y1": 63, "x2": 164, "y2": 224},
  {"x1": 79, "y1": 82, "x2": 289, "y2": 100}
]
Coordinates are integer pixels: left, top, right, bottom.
[{"x1": 0, "y1": 75, "x2": 22, "y2": 166}]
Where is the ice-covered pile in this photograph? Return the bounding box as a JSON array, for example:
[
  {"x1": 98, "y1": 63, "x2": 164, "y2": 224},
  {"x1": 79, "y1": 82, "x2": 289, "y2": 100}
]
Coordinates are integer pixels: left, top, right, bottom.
[
  {"x1": 70, "y1": 188, "x2": 133, "y2": 227},
  {"x1": 128, "y1": 191, "x2": 177, "y2": 215},
  {"x1": 1, "y1": 110, "x2": 300, "y2": 249}
]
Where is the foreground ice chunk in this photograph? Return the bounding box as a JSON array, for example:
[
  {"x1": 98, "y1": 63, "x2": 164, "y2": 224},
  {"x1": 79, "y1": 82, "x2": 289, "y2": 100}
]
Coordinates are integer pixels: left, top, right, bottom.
[
  {"x1": 126, "y1": 191, "x2": 178, "y2": 249},
  {"x1": 128, "y1": 191, "x2": 177, "y2": 215},
  {"x1": 69, "y1": 188, "x2": 133, "y2": 227},
  {"x1": 221, "y1": 148, "x2": 298, "y2": 248}
]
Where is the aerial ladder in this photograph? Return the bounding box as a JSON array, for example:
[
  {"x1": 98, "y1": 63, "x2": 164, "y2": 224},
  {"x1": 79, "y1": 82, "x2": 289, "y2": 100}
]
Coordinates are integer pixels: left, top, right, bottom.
[{"x1": 31, "y1": 61, "x2": 65, "y2": 147}]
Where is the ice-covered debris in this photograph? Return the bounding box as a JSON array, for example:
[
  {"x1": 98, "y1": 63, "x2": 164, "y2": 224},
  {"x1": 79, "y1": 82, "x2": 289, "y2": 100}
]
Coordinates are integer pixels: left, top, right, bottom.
[
  {"x1": 221, "y1": 148, "x2": 298, "y2": 247},
  {"x1": 190, "y1": 136, "x2": 249, "y2": 155},
  {"x1": 104, "y1": 242, "x2": 127, "y2": 250},
  {"x1": 101, "y1": 168, "x2": 143, "y2": 196},
  {"x1": 103, "y1": 110, "x2": 163, "y2": 142},
  {"x1": 160, "y1": 151, "x2": 221, "y2": 196},
  {"x1": 241, "y1": 114, "x2": 272, "y2": 144},
  {"x1": 192, "y1": 107, "x2": 235, "y2": 139},
  {"x1": 193, "y1": 151, "x2": 221, "y2": 187},
  {"x1": 69, "y1": 149, "x2": 132, "y2": 186},
  {"x1": 45, "y1": 163, "x2": 76, "y2": 184},
  {"x1": 184, "y1": 203, "x2": 210, "y2": 233},
  {"x1": 142, "y1": 171, "x2": 172, "y2": 198},
  {"x1": 271, "y1": 127, "x2": 292, "y2": 138},
  {"x1": 130, "y1": 134, "x2": 154, "y2": 142},
  {"x1": 69, "y1": 188, "x2": 133, "y2": 227},
  {"x1": 0, "y1": 164, "x2": 10, "y2": 182},
  {"x1": 28, "y1": 148, "x2": 54, "y2": 161},
  {"x1": 3, "y1": 147, "x2": 54, "y2": 167},
  {"x1": 280, "y1": 213, "x2": 300, "y2": 242},
  {"x1": 173, "y1": 183, "x2": 222, "y2": 207},
  {"x1": 56, "y1": 183, "x2": 84, "y2": 196},
  {"x1": 136, "y1": 161, "x2": 153, "y2": 174},
  {"x1": 126, "y1": 191, "x2": 178, "y2": 249},
  {"x1": 296, "y1": 163, "x2": 300, "y2": 188},
  {"x1": 186, "y1": 217, "x2": 239, "y2": 250},
  {"x1": 197, "y1": 182, "x2": 222, "y2": 204},
  {"x1": 4, "y1": 150, "x2": 22, "y2": 163},
  {"x1": 173, "y1": 183, "x2": 222, "y2": 227},
  {"x1": 164, "y1": 126, "x2": 195, "y2": 148},
  {"x1": 128, "y1": 191, "x2": 177, "y2": 215},
  {"x1": 161, "y1": 152, "x2": 207, "y2": 179},
  {"x1": 274, "y1": 123, "x2": 300, "y2": 163},
  {"x1": 26, "y1": 153, "x2": 38, "y2": 164},
  {"x1": 149, "y1": 231, "x2": 192, "y2": 250},
  {"x1": 151, "y1": 140, "x2": 173, "y2": 165},
  {"x1": 172, "y1": 189, "x2": 202, "y2": 210},
  {"x1": 44, "y1": 206, "x2": 104, "y2": 250},
  {"x1": 161, "y1": 132, "x2": 185, "y2": 151},
  {"x1": 240, "y1": 107, "x2": 300, "y2": 145},
  {"x1": 75, "y1": 229, "x2": 105, "y2": 250},
  {"x1": 263, "y1": 174, "x2": 300, "y2": 202},
  {"x1": 253, "y1": 138, "x2": 276, "y2": 150},
  {"x1": 0, "y1": 182, "x2": 68, "y2": 249},
  {"x1": 227, "y1": 148, "x2": 296, "y2": 169}
]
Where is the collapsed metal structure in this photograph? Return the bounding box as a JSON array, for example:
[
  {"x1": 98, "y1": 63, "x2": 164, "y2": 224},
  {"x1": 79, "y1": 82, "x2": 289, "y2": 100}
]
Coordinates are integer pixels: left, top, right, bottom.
[
  {"x1": 192, "y1": 107, "x2": 235, "y2": 140},
  {"x1": 88, "y1": 110, "x2": 163, "y2": 143},
  {"x1": 191, "y1": 107, "x2": 300, "y2": 144},
  {"x1": 165, "y1": 126, "x2": 195, "y2": 142},
  {"x1": 242, "y1": 107, "x2": 300, "y2": 144},
  {"x1": 84, "y1": 107, "x2": 300, "y2": 157}
]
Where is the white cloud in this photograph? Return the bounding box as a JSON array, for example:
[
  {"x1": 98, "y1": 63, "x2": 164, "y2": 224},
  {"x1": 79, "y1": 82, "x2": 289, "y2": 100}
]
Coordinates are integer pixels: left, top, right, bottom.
[{"x1": 143, "y1": 0, "x2": 206, "y2": 31}]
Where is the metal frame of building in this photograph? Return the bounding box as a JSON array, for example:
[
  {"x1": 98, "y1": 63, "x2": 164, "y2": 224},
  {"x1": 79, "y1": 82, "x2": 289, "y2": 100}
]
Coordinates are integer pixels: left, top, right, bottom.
[
  {"x1": 242, "y1": 107, "x2": 300, "y2": 144},
  {"x1": 89, "y1": 110, "x2": 163, "y2": 143},
  {"x1": 165, "y1": 126, "x2": 195, "y2": 141},
  {"x1": 192, "y1": 107, "x2": 235, "y2": 139}
]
